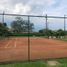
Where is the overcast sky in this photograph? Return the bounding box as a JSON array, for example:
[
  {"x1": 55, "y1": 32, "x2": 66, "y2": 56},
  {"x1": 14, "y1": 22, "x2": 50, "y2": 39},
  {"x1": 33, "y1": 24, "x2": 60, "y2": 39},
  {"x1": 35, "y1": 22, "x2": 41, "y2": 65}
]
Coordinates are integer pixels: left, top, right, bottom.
[
  {"x1": 0, "y1": 0, "x2": 67, "y2": 31},
  {"x1": 0, "y1": 0, "x2": 67, "y2": 16}
]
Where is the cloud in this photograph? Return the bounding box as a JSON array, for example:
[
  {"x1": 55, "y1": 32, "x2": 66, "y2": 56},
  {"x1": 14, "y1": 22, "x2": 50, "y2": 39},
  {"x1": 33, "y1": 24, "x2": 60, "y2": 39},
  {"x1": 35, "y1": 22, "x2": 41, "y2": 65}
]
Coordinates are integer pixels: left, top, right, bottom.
[
  {"x1": 27, "y1": 0, "x2": 56, "y2": 15},
  {"x1": 0, "y1": 0, "x2": 56, "y2": 15},
  {"x1": 0, "y1": 0, "x2": 31, "y2": 14},
  {"x1": 44, "y1": 0, "x2": 67, "y2": 16},
  {"x1": 0, "y1": 0, "x2": 67, "y2": 31},
  {"x1": 12, "y1": 3, "x2": 31, "y2": 14},
  {"x1": 28, "y1": 0, "x2": 55, "y2": 6},
  {"x1": 0, "y1": 0, "x2": 66, "y2": 16}
]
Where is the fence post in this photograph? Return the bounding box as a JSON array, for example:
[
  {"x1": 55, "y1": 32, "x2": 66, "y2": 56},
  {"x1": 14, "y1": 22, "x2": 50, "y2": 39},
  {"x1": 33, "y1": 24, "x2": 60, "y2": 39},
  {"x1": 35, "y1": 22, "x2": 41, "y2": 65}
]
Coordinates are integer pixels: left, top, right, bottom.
[
  {"x1": 2, "y1": 11, "x2": 5, "y2": 23},
  {"x1": 45, "y1": 14, "x2": 48, "y2": 38},
  {"x1": 28, "y1": 16, "x2": 30, "y2": 61},
  {"x1": 64, "y1": 15, "x2": 66, "y2": 38}
]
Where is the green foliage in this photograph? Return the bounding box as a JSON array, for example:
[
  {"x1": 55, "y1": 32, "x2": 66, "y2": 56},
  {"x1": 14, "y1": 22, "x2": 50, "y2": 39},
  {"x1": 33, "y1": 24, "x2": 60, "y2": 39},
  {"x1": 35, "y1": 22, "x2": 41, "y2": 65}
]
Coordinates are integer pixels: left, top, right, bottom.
[
  {"x1": 1, "y1": 58, "x2": 67, "y2": 67},
  {"x1": 0, "y1": 23, "x2": 11, "y2": 37},
  {"x1": 39, "y1": 29, "x2": 66, "y2": 37},
  {"x1": 57, "y1": 29, "x2": 66, "y2": 36},
  {"x1": 11, "y1": 17, "x2": 34, "y2": 33},
  {"x1": 11, "y1": 32, "x2": 44, "y2": 37},
  {"x1": 0, "y1": 61, "x2": 47, "y2": 67}
]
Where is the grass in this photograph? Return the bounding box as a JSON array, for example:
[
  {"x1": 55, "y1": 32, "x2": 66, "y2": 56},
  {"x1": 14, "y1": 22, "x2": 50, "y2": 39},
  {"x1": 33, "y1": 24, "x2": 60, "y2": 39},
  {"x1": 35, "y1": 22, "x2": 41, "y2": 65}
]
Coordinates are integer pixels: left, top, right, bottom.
[
  {"x1": 48, "y1": 58, "x2": 67, "y2": 67},
  {"x1": 0, "y1": 58, "x2": 67, "y2": 67},
  {"x1": 61, "y1": 38, "x2": 67, "y2": 41},
  {"x1": 0, "y1": 61, "x2": 47, "y2": 67},
  {"x1": 54, "y1": 38, "x2": 67, "y2": 41}
]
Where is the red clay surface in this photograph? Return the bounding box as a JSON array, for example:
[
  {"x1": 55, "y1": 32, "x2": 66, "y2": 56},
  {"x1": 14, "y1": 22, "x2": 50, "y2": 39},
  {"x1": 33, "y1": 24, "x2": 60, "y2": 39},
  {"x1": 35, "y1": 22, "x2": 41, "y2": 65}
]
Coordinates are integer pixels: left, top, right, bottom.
[{"x1": 0, "y1": 37, "x2": 67, "y2": 62}]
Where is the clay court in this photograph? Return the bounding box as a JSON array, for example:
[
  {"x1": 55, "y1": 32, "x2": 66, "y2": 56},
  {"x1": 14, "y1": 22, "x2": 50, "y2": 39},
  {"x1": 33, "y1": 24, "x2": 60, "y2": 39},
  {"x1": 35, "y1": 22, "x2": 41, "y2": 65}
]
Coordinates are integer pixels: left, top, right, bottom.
[{"x1": 0, "y1": 37, "x2": 67, "y2": 62}]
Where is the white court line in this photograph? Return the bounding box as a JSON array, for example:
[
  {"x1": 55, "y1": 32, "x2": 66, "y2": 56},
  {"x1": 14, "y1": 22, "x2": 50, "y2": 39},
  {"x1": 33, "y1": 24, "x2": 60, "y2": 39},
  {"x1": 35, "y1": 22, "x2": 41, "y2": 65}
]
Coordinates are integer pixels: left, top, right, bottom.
[
  {"x1": 5, "y1": 38, "x2": 14, "y2": 48},
  {"x1": 14, "y1": 38, "x2": 17, "y2": 48},
  {"x1": 4, "y1": 38, "x2": 13, "y2": 48},
  {"x1": 4, "y1": 38, "x2": 17, "y2": 48}
]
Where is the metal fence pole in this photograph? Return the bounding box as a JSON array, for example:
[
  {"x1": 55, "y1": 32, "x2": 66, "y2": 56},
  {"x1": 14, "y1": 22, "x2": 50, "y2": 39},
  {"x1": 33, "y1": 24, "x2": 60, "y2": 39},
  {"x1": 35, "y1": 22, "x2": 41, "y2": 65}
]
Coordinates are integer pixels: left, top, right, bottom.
[
  {"x1": 45, "y1": 14, "x2": 48, "y2": 37},
  {"x1": 46, "y1": 14, "x2": 48, "y2": 30},
  {"x1": 64, "y1": 15, "x2": 66, "y2": 32},
  {"x1": 64, "y1": 15, "x2": 66, "y2": 38},
  {"x1": 2, "y1": 12, "x2": 4, "y2": 23},
  {"x1": 28, "y1": 16, "x2": 30, "y2": 61}
]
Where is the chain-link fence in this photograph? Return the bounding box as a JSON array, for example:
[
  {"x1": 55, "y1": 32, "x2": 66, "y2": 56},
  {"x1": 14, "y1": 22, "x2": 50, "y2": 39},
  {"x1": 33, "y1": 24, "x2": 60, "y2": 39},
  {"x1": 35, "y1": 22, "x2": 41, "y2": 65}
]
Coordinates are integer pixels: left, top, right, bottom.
[{"x1": 0, "y1": 13, "x2": 67, "y2": 64}]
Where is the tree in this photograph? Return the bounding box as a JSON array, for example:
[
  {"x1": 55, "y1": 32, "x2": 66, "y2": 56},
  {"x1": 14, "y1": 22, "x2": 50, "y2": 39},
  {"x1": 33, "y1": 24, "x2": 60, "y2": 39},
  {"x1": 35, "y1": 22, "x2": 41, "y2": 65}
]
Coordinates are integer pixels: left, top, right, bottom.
[
  {"x1": 56, "y1": 29, "x2": 65, "y2": 38},
  {"x1": 39, "y1": 28, "x2": 66, "y2": 38},
  {"x1": 11, "y1": 17, "x2": 34, "y2": 33},
  {"x1": 0, "y1": 23, "x2": 10, "y2": 37},
  {"x1": 39, "y1": 30, "x2": 43, "y2": 33},
  {"x1": 39, "y1": 29, "x2": 53, "y2": 36}
]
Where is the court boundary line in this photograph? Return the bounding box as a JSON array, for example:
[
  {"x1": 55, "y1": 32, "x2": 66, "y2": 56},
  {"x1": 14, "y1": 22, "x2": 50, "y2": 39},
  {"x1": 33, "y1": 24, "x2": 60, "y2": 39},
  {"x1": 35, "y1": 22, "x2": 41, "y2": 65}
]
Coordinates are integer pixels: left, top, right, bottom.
[
  {"x1": 14, "y1": 38, "x2": 17, "y2": 48},
  {"x1": 5, "y1": 41, "x2": 11, "y2": 48}
]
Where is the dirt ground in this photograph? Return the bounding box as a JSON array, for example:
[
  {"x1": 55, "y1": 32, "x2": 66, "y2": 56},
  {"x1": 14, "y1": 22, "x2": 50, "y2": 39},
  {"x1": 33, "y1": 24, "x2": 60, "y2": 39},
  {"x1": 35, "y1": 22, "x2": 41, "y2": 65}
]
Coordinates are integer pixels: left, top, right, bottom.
[{"x1": 0, "y1": 37, "x2": 67, "y2": 62}]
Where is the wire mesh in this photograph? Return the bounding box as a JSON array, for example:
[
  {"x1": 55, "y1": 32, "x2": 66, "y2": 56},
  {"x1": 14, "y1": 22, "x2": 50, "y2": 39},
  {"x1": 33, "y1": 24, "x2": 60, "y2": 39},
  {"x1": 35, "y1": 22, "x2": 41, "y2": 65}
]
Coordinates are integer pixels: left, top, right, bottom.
[{"x1": 0, "y1": 13, "x2": 67, "y2": 65}]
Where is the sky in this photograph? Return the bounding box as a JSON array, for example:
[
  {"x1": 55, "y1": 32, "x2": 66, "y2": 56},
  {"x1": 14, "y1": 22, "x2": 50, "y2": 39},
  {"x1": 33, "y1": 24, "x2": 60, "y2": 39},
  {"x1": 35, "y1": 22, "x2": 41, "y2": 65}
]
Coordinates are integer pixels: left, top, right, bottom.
[
  {"x1": 0, "y1": 0, "x2": 67, "y2": 31},
  {"x1": 0, "y1": 0, "x2": 67, "y2": 16}
]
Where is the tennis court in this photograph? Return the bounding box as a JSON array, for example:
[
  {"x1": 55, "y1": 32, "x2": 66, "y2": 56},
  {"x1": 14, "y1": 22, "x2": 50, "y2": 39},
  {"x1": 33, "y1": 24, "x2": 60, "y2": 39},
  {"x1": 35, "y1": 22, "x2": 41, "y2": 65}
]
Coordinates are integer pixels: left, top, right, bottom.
[{"x1": 0, "y1": 37, "x2": 67, "y2": 62}]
